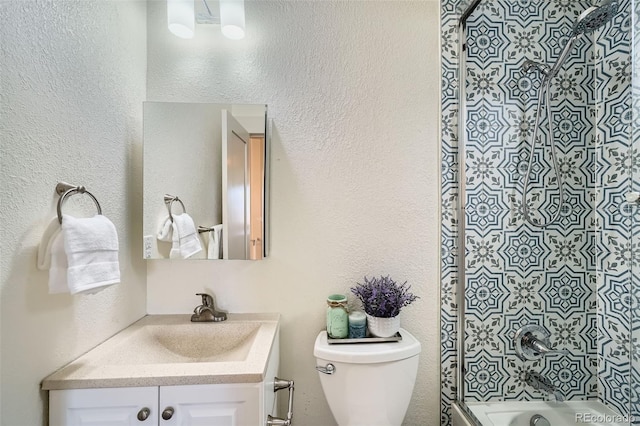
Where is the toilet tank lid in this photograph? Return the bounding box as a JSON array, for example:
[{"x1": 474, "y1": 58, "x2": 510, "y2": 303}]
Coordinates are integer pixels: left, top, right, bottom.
[{"x1": 313, "y1": 328, "x2": 421, "y2": 364}]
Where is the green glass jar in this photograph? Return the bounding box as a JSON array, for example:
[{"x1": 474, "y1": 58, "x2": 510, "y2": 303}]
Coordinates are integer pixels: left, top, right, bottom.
[{"x1": 326, "y1": 294, "x2": 349, "y2": 338}]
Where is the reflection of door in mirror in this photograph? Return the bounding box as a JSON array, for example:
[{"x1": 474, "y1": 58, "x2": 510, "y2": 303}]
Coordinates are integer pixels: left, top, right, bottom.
[
  {"x1": 249, "y1": 136, "x2": 264, "y2": 260},
  {"x1": 222, "y1": 110, "x2": 250, "y2": 260}
]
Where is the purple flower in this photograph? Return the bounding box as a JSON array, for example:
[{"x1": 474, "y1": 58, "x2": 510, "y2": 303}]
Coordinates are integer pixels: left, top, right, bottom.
[{"x1": 350, "y1": 275, "x2": 418, "y2": 318}]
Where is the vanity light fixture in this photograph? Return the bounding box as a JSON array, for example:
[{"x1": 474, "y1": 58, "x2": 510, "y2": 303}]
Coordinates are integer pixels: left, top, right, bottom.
[{"x1": 167, "y1": 0, "x2": 246, "y2": 40}]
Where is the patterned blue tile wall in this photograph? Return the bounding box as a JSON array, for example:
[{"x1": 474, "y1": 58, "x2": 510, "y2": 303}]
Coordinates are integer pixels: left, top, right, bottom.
[
  {"x1": 633, "y1": 4, "x2": 640, "y2": 423},
  {"x1": 440, "y1": 0, "x2": 637, "y2": 424},
  {"x1": 594, "y1": 0, "x2": 636, "y2": 417}
]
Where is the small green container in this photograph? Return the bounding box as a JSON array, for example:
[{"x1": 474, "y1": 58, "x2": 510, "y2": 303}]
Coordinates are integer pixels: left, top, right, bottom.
[{"x1": 326, "y1": 294, "x2": 349, "y2": 338}]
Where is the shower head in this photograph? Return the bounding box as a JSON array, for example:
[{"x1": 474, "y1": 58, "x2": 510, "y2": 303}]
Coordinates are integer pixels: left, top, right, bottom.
[
  {"x1": 572, "y1": 0, "x2": 618, "y2": 36},
  {"x1": 538, "y1": 0, "x2": 618, "y2": 81}
]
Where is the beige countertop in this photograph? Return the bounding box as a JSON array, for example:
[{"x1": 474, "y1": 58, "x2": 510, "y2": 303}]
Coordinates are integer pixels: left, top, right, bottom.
[{"x1": 42, "y1": 313, "x2": 280, "y2": 390}]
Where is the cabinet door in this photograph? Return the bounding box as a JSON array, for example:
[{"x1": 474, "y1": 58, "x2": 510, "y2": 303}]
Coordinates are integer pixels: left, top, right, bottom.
[
  {"x1": 159, "y1": 383, "x2": 261, "y2": 426},
  {"x1": 49, "y1": 387, "x2": 158, "y2": 426}
]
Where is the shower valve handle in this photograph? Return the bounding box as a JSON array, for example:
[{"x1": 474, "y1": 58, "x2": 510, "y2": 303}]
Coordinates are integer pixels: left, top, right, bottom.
[
  {"x1": 522, "y1": 332, "x2": 570, "y2": 357},
  {"x1": 514, "y1": 325, "x2": 569, "y2": 361}
]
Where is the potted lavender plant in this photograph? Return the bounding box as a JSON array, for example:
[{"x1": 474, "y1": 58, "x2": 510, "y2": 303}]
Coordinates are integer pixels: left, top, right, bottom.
[{"x1": 350, "y1": 275, "x2": 418, "y2": 337}]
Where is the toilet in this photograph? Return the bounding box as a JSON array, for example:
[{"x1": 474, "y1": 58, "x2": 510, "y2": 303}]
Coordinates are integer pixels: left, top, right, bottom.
[{"x1": 313, "y1": 328, "x2": 421, "y2": 426}]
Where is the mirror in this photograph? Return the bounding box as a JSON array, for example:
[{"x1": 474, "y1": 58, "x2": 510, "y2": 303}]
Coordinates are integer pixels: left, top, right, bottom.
[{"x1": 143, "y1": 102, "x2": 269, "y2": 260}]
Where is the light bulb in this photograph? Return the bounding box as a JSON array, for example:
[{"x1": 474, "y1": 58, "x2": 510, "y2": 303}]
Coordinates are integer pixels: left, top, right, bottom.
[
  {"x1": 220, "y1": 0, "x2": 245, "y2": 40},
  {"x1": 167, "y1": 0, "x2": 195, "y2": 39}
]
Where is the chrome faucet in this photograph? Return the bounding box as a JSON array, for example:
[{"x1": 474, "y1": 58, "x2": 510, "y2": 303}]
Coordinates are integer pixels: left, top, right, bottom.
[
  {"x1": 525, "y1": 371, "x2": 565, "y2": 402},
  {"x1": 514, "y1": 325, "x2": 570, "y2": 361},
  {"x1": 521, "y1": 331, "x2": 569, "y2": 357},
  {"x1": 191, "y1": 293, "x2": 227, "y2": 322}
]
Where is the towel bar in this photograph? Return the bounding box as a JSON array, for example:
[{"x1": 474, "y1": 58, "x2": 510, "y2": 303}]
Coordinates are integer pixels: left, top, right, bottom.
[
  {"x1": 56, "y1": 182, "x2": 102, "y2": 224},
  {"x1": 198, "y1": 225, "x2": 218, "y2": 234}
]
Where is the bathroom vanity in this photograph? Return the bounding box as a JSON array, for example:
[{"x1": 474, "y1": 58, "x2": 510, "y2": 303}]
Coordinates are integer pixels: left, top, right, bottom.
[{"x1": 42, "y1": 314, "x2": 281, "y2": 425}]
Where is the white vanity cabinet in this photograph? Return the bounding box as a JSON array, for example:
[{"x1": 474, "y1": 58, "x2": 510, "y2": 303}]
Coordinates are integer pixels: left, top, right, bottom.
[
  {"x1": 43, "y1": 315, "x2": 283, "y2": 426},
  {"x1": 49, "y1": 386, "x2": 158, "y2": 426},
  {"x1": 160, "y1": 383, "x2": 265, "y2": 425},
  {"x1": 50, "y1": 382, "x2": 274, "y2": 426}
]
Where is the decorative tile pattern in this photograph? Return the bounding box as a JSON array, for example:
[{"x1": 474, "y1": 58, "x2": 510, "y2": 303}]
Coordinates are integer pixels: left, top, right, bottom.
[
  {"x1": 631, "y1": 1, "x2": 640, "y2": 421},
  {"x1": 542, "y1": 267, "x2": 590, "y2": 311},
  {"x1": 440, "y1": 2, "x2": 460, "y2": 417},
  {"x1": 465, "y1": 267, "x2": 509, "y2": 318},
  {"x1": 596, "y1": 0, "x2": 635, "y2": 413},
  {"x1": 543, "y1": 354, "x2": 595, "y2": 400},
  {"x1": 500, "y1": 227, "x2": 549, "y2": 274},
  {"x1": 440, "y1": 0, "x2": 637, "y2": 423},
  {"x1": 464, "y1": 350, "x2": 509, "y2": 400},
  {"x1": 441, "y1": 349, "x2": 458, "y2": 426}
]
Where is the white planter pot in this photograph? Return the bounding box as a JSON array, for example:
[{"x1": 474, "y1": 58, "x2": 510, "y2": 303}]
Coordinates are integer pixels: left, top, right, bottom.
[{"x1": 366, "y1": 314, "x2": 400, "y2": 338}]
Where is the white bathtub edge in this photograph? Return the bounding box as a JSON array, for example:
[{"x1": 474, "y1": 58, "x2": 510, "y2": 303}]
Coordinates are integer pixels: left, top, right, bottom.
[{"x1": 452, "y1": 401, "x2": 475, "y2": 426}]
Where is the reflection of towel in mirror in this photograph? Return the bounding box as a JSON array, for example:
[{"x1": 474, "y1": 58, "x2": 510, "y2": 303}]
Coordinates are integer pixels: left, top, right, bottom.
[
  {"x1": 204, "y1": 225, "x2": 223, "y2": 260},
  {"x1": 170, "y1": 213, "x2": 202, "y2": 259},
  {"x1": 62, "y1": 214, "x2": 120, "y2": 295},
  {"x1": 156, "y1": 216, "x2": 173, "y2": 242}
]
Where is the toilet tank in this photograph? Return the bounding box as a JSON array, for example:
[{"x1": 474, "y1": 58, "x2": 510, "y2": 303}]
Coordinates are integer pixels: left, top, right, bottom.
[{"x1": 314, "y1": 329, "x2": 421, "y2": 426}]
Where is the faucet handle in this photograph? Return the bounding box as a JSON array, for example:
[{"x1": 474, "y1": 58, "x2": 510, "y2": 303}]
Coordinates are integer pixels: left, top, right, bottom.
[
  {"x1": 196, "y1": 293, "x2": 214, "y2": 307},
  {"x1": 515, "y1": 324, "x2": 569, "y2": 361},
  {"x1": 525, "y1": 334, "x2": 570, "y2": 357}
]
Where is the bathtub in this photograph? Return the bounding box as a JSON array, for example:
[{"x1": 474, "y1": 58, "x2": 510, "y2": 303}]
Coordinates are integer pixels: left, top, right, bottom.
[{"x1": 452, "y1": 400, "x2": 631, "y2": 426}]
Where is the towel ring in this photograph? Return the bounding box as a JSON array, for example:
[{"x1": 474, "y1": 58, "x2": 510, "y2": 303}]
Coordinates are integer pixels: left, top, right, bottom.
[
  {"x1": 56, "y1": 182, "x2": 102, "y2": 224},
  {"x1": 164, "y1": 194, "x2": 186, "y2": 222}
]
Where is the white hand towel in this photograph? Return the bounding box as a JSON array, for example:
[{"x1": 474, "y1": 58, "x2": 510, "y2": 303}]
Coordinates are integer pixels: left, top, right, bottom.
[
  {"x1": 156, "y1": 216, "x2": 173, "y2": 242},
  {"x1": 169, "y1": 213, "x2": 202, "y2": 259},
  {"x1": 62, "y1": 214, "x2": 120, "y2": 295},
  {"x1": 206, "y1": 225, "x2": 223, "y2": 260},
  {"x1": 35, "y1": 216, "x2": 68, "y2": 294},
  {"x1": 48, "y1": 231, "x2": 69, "y2": 294},
  {"x1": 36, "y1": 217, "x2": 61, "y2": 270}
]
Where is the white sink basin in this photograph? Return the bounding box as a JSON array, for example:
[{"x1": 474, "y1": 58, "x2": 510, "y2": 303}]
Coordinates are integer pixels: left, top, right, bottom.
[
  {"x1": 98, "y1": 322, "x2": 261, "y2": 364},
  {"x1": 41, "y1": 314, "x2": 280, "y2": 390}
]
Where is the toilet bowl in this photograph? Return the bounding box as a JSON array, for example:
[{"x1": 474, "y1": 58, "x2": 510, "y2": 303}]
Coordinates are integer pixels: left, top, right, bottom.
[{"x1": 313, "y1": 328, "x2": 421, "y2": 426}]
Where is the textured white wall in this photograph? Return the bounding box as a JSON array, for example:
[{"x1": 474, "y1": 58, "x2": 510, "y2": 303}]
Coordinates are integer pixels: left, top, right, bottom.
[
  {"x1": 146, "y1": 1, "x2": 441, "y2": 424},
  {"x1": 0, "y1": 1, "x2": 147, "y2": 425}
]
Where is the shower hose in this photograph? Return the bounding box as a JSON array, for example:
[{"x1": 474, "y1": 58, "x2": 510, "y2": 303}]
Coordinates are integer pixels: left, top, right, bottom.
[{"x1": 522, "y1": 76, "x2": 565, "y2": 228}]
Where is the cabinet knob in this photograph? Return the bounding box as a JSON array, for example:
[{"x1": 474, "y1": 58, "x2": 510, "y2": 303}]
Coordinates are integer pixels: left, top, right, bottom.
[
  {"x1": 162, "y1": 407, "x2": 175, "y2": 420},
  {"x1": 137, "y1": 407, "x2": 151, "y2": 421}
]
